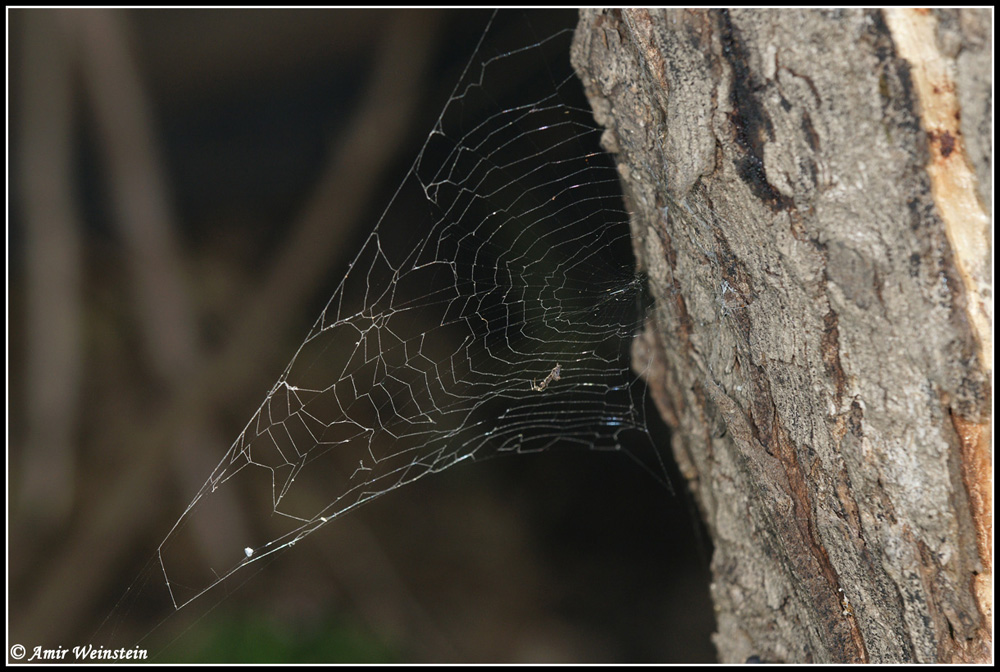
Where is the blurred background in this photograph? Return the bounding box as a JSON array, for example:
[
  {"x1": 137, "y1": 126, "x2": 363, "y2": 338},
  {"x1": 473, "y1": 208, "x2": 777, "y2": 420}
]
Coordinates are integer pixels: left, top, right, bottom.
[{"x1": 8, "y1": 9, "x2": 715, "y2": 662}]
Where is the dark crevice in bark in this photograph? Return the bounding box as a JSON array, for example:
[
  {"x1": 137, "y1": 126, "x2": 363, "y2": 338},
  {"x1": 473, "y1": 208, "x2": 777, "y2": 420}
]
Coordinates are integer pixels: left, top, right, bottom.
[{"x1": 716, "y1": 9, "x2": 794, "y2": 212}]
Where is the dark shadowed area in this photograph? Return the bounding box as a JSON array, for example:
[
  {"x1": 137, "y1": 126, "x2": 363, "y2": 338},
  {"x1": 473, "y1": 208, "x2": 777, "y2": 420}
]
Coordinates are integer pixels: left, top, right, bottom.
[{"x1": 9, "y1": 8, "x2": 715, "y2": 662}]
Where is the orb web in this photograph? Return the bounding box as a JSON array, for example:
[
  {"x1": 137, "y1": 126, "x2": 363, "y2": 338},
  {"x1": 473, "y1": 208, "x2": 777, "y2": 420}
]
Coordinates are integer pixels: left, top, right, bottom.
[{"x1": 157, "y1": 12, "x2": 666, "y2": 611}]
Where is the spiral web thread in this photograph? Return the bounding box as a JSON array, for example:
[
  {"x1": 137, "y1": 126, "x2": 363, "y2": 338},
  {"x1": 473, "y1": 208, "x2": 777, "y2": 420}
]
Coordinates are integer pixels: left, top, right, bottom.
[{"x1": 157, "y1": 14, "x2": 664, "y2": 611}]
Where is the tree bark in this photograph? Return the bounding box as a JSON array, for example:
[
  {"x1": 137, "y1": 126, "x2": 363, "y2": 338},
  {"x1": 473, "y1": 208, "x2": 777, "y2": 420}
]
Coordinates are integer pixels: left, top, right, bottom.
[{"x1": 572, "y1": 8, "x2": 992, "y2": 663}]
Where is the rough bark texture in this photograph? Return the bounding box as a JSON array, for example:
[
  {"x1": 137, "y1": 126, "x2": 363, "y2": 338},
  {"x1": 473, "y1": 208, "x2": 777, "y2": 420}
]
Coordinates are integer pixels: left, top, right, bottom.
[{"x1": 572, "y1": 9, "x2": 992, "y2": 663}]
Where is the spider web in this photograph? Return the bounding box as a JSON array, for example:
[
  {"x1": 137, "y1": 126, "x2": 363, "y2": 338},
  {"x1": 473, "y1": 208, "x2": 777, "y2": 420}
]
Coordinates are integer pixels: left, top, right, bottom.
[{"x1": 157, "y1": 12, "x2": 666, "y2": 611}]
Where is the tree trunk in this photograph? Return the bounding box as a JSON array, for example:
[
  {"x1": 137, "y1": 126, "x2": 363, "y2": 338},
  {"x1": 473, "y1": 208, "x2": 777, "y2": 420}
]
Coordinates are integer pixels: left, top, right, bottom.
[{"x1": 572, "y1": 8, "x2": 992, "y2": 663}]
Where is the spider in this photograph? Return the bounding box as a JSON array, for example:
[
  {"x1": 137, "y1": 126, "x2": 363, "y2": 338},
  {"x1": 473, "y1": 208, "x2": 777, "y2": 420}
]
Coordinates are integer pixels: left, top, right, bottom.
[{"x1": 531, "y1": 363, "x2": 562, "y2": 392}]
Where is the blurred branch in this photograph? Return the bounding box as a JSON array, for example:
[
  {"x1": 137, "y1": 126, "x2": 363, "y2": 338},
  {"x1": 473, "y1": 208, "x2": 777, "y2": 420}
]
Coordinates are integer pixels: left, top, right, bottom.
[
  {"x1": 17, "y1": 9, "x2": 443, "y2": 645},
  {"x1": 72, "y1": 6, "x2": 252, "y2": 591},
  {"x1": 213, "y1": 10, "x2": 444, "y2": 393},
  {"x1": 74, "y1": 9, "x2": 198, "y2": 384},
  {"x1": 15, "y1": 10, "x2": 84, "y2": 536}
]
